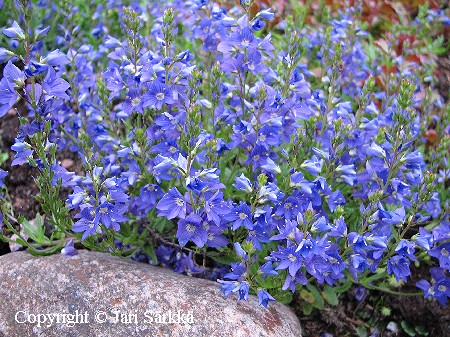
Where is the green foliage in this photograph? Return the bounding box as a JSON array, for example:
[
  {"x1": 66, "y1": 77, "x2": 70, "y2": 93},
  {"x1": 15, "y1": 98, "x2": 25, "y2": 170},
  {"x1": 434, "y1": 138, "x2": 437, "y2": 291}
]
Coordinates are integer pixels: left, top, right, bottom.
[
  {"x1": 0, "y1": 152, "x2": 8, "y2": 166},
  {"x1": 322, "y1": 285, "x2": 339, "y2": 306},
  {"x1": 401, "y1": 320, "x2": 429, "y2": 337}
]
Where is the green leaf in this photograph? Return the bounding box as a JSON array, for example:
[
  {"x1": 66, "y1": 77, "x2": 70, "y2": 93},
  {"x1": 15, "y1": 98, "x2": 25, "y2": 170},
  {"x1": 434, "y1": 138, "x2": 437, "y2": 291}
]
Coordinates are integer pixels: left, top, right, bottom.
[
  {"x1": 356, "y1": 326, "x2": 368, "y2": 337},
  {"x1": 119, "y1": 221, "x2": 132, "y2": 238},
  {"x1": 363, "y1": 269, "x2": 387, "y2": 283},
  {"x1": 334, "y1": 280, "x2": 352, "y2": 293},
  {"x1": 322, "y1": 286, "x2": 339, "y2": 306},
  {"x1": 0, "y1": 152, "x2": 8, "y2": 166},
  {"x1": 15, "y1": 237, "x2": 28, "y2": 247},
  {"x1": 306, "y1": 284, "x2": 324, "y2": 309},
  {"x1": 401, "y1": 321, "x2": 417, "y2": 337},
  {"x1": 34, "y1": 214, "x2": 51, "y2": 244},
  {"x1": 256, "y1": 275, "x2": 281, "y2": 290},
  {"x1": 28, "y1": 244, "x2": 63, "y2": 256},
  {"x1": 208, "y1": 248, "x2": 238, "y2": 265},
  {"x1": 272, "y1": 289, "x2": 293, "y2": 304},
  {"x1": 302, "y1": 302, "x2": 313, "y2": 315},
  {"x1": 299, "y1": 289, "x2": 315, "y2": 304},
  {"x1": 21, "y1": 218, "x2": 40, "y2": 243},
  {"x1": 415, "y1": 325, "x2": 428, "y2": 336},
  {"x1": 151, "y1": 216, "x2": 174, "y2": 233},
  {"x1": 142, "y1": 243, "x2": 158, "y2": 265}
]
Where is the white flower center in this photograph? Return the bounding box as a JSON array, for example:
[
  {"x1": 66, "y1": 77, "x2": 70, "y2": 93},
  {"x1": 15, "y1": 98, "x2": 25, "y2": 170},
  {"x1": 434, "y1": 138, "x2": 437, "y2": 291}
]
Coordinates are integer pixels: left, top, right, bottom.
[{"x1": 131, "y1": 97, "x2": 141, "y2": 106}]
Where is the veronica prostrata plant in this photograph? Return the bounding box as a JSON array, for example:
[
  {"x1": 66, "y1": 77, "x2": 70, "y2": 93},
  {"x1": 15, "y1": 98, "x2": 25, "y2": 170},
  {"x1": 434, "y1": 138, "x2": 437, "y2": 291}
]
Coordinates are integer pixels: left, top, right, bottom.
[{"x1": 0, "y1": 0, "x2": 449, "y2": 310}]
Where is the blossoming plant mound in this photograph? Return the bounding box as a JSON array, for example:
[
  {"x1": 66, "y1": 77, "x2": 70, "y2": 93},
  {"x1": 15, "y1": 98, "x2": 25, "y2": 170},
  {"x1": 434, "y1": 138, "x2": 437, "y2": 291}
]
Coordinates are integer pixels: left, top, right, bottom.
[{"x1": 0, "y1": 0, "x2": 449, "y2": 310}]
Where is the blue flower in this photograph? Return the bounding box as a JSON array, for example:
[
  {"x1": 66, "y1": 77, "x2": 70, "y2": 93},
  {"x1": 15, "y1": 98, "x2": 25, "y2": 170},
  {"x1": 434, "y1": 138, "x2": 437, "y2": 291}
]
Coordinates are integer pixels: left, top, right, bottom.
[
  {"x1": 257, "y1": 289, "x2": 276, "y2": 307},
  {"x1": 296, "y1": 235, "x2": 319, "y2": 258},
  {"x1": 0, "y1": 47, "x2": 13, "y2": 63},
  {"x1": 274, "y1": 197, "x2": 301, "y2": 220},
  {"x1": 348, "y1": 254, "x2": 369, "y2": 281},
  {"x1": 273, "y1": 246, "x2": 303, "y2": 277},
  {"x1": 42, "y1": 67, "x2": 70, "y2": 100},
  {"x1": 204, "y1": 191, "x2": 230, "y2": 226},
  {"x1": 205, "y1": 224, "x2": 229, "y2": 248},
  {"x1": 282, "y1": 271, "x2": 308, "y2": 292},
  {"x1": 417, "y1": 268, "x2": 450, "y2": 306},
  {"x1": 270, "y1": 218, "x2": 302, "y2": 241},
  {"x1": 243, "y1": 49, "x2": 268, "y2": 74},
  {"x1": 366, "y1": 142, "x2": 386, "y2": 158},
  {"x1": 93, "y1": 200, "x2": 128, "y2": 231},
  {"x1": 10, "y1": 140, "x2": 34, "y2": 166},
  {"x1": 143, "y1": 81, "x2": 175, "y2": 109},
  {"x1": 24, "y1": 61, "x2": 49, "y2": 77},
  {"x1": 326, "y1": 190, "x2": 346, "y2": 212},
  {"x1": 233, "y1": 174, "x2": 252, "y2": 193},
  {"x1": 435, "y1": 278, "x2": 450, "y2": 304},
  {"x1": 348, "y1": 232, "x2": 368, "y2": 252},
  {"x1": 414, "y1": 227, "x2": 433, "y2": 251},
  {"x1": 429, "y1": 242, "x2": 450, "y2": 270},
  {"x1": 176, "y1": 213, "x2": 208, "y2": 247},
  {"x1": 0, "y1": 168, "x2": 7, "y2": 188},
  {"x1": 329, "y1": 217, "x2": 347, "y2": 237},
  {"x1": 155, "y1": 245, "x2": 176, "y2": 266},
  {"x1": 121, "y1": 88, "x2": 144, "y2": 116},
  {"x1": 0, "y1": 73, "x2": 20, "y2": 117},
  {"x1": 3, "y1": 61, "x2": 26, "y2": 88},
  {"x1": 174, "y1": 251, "x2": 203, "y2": 274},
  {"x1": 250, "y1": 18, "x2": 265, "y2": 31},
  {"x1": 72, "y1": 206, "x2": 97, "y2": 241},
  {"x1": 134, "y1": 184, "x2": 164, "y2": 215},
  {"x1": 223, "y1": 261, "x2": 247, "y2": 280},
  {"x1": 217, "y1": 27, "x2": 256, "y2": 56},
  {"x1": 301, "y1": 156, "x2": 323, "y2": 175},
  {"x1": 387, "y1": 255, "x2": 411, "y2": 282},
  {"x1": 50, "y1": 164, "x2": 75, "y2": 187},
  {"x1": 395, "y1": 240, "x2": 417, "y2": 262},
  {"x1": 152, "y1": 155, "x2": 178, "y2": 182},
  {"x1": 156, "y1": 187, "x2": 186, "y2": 220},
  {"x1": 225, "y1": 202, "x2": 253, "y2": 230},
  {"x1": 217, "y1": 280, "x2": 239, "y2": 299},
  {"x1": 44, "y1": 49, "x2": 69, "y2": 67},
  {"x1": 354, "y1": 286, "x2": 366, "y2": 301},
  {"x1": 61, "y1": 239, "x2": 78, "y2": 257},
  {"x1": 246, "y1": 223, "x2": 270, "y2": 250},
  {"x1": 260, "y1": 261, "x2": 278, "y2": 277},
  {"x1": 257, "y1": 9, "x2": 275, "y2": 20},
  {"x1": 233, "y1": 281, "x2": 250, "y2": 301},
  {"x1": 3, "y1": 21, "x2": 25, "y2": 40}
]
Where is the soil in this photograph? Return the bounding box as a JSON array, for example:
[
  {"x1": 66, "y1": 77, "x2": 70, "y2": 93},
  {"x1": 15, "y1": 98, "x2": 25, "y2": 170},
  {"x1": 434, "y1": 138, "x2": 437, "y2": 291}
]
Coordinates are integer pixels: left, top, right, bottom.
[{"x1": 293, "y1": 264, "x2": 450, "y2": 337}]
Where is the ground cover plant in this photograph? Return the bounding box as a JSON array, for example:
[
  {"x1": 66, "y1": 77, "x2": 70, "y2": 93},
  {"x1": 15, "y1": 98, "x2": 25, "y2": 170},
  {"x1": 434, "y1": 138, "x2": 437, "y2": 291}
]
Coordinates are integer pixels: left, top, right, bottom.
[{"x1": 0, "y1": 0, "x2": 449, "y2": 335}]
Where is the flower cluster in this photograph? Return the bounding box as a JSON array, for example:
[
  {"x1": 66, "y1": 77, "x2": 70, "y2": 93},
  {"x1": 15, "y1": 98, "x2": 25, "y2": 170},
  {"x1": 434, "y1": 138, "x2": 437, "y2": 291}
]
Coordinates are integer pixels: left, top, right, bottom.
[{"x1": 0, "y1": 0, "x2": 449, "y2": 308}]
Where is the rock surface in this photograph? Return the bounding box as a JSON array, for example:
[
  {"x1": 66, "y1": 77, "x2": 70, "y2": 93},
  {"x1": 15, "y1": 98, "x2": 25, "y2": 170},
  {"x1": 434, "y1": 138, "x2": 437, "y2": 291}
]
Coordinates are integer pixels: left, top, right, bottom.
[{"x1": 0, "y1": 250, "x2": 302, "y2": 337}]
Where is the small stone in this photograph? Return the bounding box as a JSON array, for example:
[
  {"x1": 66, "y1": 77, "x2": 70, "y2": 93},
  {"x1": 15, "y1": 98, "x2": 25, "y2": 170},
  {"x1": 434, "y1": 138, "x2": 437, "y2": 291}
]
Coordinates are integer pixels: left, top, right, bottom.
[
  {"x1": 0, "y1": 251, "x2": 302, "y2": 337},
  {"x1": 386, "y1": 321, "x2": 398, "y2": 333},
  {"x1": 61, "y1": 159, "x2": 74, "y2": 169},
  {"x1": 13, "y1": 197, "x2": 26, "y2": 210}
]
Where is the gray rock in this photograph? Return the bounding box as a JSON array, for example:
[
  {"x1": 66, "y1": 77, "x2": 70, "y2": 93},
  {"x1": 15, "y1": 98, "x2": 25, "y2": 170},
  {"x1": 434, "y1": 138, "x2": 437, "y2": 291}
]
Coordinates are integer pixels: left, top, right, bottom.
[{"x1": 0, "y1": 250, "x2": 302, "y2": 337}]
